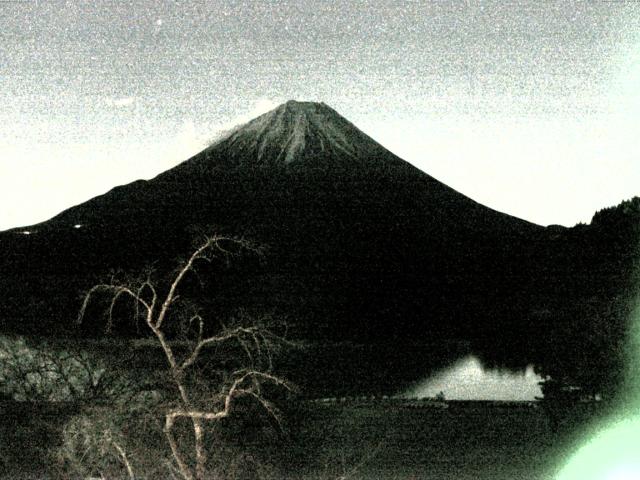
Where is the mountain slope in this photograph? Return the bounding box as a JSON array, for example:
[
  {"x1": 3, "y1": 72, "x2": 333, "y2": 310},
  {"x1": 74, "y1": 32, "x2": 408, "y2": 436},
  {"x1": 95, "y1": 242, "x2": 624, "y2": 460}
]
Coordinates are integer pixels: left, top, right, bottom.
[
  {"x1": 2, "y1": 102, "x2": 539, "y2": 340},
  {"x1": 29, "y1": 101, "x2": 535, "y2": 232}
]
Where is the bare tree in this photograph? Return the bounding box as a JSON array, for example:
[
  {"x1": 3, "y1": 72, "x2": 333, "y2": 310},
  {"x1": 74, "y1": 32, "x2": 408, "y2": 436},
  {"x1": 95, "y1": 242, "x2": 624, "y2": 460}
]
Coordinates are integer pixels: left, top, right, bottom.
[{"x1": 77, "y1": 235, "x2": 294, "y2": 480}]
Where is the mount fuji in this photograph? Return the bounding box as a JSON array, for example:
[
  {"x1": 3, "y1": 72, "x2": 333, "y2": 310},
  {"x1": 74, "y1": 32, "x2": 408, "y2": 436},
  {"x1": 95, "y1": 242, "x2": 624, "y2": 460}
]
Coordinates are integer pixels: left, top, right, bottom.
[{"x1": 0, "y1": 101, "x2": 635, "y2": 395}]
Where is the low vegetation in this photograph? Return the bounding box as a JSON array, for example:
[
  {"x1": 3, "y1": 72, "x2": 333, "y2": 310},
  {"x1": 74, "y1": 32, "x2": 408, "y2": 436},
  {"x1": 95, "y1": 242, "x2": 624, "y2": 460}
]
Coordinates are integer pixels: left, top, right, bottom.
[{"x1": 2, "y1": 235, "x2": 297, "y2": 479}]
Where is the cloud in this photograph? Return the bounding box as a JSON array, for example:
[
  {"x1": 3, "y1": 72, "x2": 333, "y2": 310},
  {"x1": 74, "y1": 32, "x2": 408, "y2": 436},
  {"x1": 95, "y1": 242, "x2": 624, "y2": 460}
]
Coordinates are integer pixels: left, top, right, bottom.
[
  {"x1": 149, "y1": 119, "x2": 211, "y2": 173},
  {"x1": 136, "y1": 99, "x2": 283, "y2": 178},
  {"x1": 206, "y1": 98, "x2": 281, "y2": 144},
  {"x1": 224, "y1": 98, "x2": 280, "y2": 129},
  {"x1": 109, "y1": 97, "x2": 137, "y2": 107}
]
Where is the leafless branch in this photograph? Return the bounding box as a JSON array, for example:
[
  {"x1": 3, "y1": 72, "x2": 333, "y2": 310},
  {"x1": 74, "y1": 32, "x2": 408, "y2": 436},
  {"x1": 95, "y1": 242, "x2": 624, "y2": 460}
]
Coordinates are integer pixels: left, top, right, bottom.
[
  {"x1": 106, "y1": 433, "x2": 136, "y2": 480},
  {"x1": 77, "y1": 284, "x2": 151, "y2": 330},
  {"x1": 71, "y1": 235, "x2": 292, "y2": 480}
]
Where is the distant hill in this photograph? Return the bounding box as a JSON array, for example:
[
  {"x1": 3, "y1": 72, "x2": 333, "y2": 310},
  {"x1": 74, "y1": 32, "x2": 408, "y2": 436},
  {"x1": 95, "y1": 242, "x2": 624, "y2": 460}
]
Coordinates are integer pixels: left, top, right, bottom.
[{"x1": 0, "y1": 101, "x2": 637, "y2": 395}]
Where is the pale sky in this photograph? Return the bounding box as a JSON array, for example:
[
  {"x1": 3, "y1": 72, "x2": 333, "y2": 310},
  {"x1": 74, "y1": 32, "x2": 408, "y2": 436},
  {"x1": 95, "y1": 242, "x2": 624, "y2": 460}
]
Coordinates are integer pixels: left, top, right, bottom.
[{"x1": 1, "y1": 0, "x2": 640, "y2": 231}]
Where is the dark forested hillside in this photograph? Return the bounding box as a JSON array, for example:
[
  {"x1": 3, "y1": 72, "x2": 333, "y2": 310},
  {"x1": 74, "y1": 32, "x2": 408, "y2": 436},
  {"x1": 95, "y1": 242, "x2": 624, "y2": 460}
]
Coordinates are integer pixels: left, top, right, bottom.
[{"x1": 525, "y1": 197, "x2": 640, "y2": 396}]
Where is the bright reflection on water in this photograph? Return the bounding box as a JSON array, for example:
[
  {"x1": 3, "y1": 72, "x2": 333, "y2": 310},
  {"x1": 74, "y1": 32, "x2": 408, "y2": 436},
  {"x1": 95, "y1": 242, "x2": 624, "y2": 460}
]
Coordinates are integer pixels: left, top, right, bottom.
[{"x1": 403, "y1": 355, "x2": 543, "y2": 401}]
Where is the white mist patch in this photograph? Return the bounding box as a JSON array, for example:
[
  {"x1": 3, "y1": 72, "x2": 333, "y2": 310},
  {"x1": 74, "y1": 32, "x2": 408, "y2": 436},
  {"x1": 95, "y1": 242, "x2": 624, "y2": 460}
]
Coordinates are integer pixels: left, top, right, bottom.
[{"x1": 403, "y1": 355, "x2": 543, "y2": 401}]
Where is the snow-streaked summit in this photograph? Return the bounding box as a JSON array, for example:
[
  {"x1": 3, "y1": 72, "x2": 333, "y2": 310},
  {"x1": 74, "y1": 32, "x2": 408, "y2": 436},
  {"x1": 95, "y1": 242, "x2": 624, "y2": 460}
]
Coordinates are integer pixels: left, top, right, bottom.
[{"x1": 211, "y1": 100, "x2": 398, "y2": 169}]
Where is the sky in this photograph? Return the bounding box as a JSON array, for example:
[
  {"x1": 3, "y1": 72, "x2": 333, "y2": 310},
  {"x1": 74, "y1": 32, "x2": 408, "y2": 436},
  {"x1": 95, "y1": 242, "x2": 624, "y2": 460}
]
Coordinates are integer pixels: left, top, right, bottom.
[{"x1": 1, "y1": 0, "x2": 640, "y2": 230}]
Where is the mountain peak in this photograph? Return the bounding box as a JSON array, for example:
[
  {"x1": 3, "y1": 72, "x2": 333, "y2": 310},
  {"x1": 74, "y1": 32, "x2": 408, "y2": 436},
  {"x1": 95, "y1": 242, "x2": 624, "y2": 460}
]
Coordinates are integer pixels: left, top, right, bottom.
[
  {"x1": 280, "y1": 99, "x2": 329, "y2": 112},
  {"x1": 274, "y1": 100, "x2": 339, "y2": 120},
  {"x1": 268, "y1": 100, "x2": 343, "y2": 131},
  {"x1": 214, "y1": 100, "x2": 390, "y2": 168}
]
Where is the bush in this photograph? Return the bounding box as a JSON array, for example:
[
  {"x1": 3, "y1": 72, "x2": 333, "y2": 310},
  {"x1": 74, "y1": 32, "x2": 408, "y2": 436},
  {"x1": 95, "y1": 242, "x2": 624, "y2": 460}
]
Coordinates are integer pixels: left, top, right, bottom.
[{"x1": 0, "y1": 336, "x2": 108, "y2": 402}]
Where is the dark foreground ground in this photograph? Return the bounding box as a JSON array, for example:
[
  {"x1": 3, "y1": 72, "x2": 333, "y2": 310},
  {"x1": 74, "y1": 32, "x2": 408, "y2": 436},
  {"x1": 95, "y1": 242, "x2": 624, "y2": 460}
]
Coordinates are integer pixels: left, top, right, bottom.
[
  {"x1": 0, "y1": 399, "x2": 583, "y2": 480},
  {"x1": 285, "y1": 400, "x2": 566, "y2": 480}
]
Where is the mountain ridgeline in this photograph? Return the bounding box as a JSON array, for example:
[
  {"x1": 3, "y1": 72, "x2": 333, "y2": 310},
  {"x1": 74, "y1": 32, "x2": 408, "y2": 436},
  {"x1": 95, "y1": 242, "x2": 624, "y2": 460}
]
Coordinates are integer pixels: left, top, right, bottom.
[{"x1": 1, "y1": 101, "x2": 638, "y2": 396}]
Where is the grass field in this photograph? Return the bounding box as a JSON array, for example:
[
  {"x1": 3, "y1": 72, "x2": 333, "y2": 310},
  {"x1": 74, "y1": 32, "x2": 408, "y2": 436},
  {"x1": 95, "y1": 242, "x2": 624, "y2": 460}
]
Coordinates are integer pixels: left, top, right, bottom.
[{"x1": 1, "y1": 399, "x2": 582, "y2": 479}]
